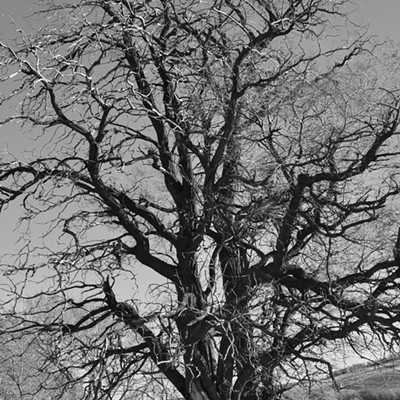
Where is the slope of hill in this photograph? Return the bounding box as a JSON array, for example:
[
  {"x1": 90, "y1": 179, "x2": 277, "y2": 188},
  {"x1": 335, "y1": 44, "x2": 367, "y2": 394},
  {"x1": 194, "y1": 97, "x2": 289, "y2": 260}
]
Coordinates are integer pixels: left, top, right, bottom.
[{"x1": 285, "y1": 356, "x2": 400, "y2": 400}]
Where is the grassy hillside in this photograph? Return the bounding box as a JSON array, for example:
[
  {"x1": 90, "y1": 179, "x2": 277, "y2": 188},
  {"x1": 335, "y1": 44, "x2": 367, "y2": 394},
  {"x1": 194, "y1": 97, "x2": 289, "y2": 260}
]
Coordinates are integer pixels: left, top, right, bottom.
[{"x1": 285, "y1": 356, "x2": 400, "y2": 400}]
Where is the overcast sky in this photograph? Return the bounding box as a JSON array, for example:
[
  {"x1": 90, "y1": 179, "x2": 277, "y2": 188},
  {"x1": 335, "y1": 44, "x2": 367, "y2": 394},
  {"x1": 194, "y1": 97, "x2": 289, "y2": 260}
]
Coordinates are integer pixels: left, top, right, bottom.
[
  {"x1": 1, "y1": 1, "x2": 400, "y2": 40},
  {"x1": 357, "y1": 0, "x2": 400, "y2": 39}
]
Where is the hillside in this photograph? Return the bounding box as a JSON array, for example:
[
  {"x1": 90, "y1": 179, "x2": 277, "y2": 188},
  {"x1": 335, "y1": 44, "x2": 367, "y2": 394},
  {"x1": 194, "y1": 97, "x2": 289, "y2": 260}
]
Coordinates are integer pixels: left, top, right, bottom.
[{"x1": 285, "y1": 356, "x2": 400, "y2": 400}]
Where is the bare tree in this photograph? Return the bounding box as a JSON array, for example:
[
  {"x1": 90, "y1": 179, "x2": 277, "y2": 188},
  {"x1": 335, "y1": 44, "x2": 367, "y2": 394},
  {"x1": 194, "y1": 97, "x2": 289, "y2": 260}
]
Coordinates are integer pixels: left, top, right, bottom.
[
  {"x1": 0, "y1": 313, "x2": 82, "y2": 399},
  {"x1": 1, "y1": 1, "x2": 400, "y2": 399}
]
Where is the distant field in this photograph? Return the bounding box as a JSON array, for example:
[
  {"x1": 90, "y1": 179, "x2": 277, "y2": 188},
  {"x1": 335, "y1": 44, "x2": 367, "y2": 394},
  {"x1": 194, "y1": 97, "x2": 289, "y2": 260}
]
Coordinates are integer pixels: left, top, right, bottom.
[
  {"x1": 336, "y1": 362, "x2": 400, "y2": 391},
  {"x1": 285, "y1": 357, "x2": 400, "y2": 399}
]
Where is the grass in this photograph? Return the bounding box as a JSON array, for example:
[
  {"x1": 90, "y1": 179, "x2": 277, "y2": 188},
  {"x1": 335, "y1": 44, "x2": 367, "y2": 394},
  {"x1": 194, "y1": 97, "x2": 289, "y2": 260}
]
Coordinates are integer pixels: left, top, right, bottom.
[
  {"x1": 340, "y1": 390, "x2": 400, "y2": 400},
  {"x1": 284, "y1": 357, "x2": 400, "y2": 400}
]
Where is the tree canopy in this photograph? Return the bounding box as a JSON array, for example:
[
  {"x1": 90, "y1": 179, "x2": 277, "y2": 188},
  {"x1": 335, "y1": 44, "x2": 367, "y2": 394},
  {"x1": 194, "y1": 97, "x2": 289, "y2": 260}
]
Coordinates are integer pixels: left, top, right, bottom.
[
  {"x1": 1, "y1": 1, "x2": 400, "y2": 399},
  {"x1": 0, "y1": 315, "x2": 81, "y2": 400}
]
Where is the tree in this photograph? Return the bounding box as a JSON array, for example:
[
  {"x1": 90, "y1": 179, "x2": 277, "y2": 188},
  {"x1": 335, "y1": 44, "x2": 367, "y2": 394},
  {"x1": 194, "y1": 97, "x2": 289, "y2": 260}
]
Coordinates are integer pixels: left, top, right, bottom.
[
  {"x1": 0, "y1": 314, "x2": 82, "y2": 400},
  {"x1": 1, "y1": 0, "x2": 400, "y2": 399}
]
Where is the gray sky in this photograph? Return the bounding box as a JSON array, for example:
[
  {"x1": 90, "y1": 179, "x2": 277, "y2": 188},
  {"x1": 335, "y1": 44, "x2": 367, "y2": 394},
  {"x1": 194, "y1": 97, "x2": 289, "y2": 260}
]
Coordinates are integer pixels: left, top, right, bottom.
[
  {"x1": 1, "y1": 1, "x2": 400, "y2": 40},
  {"x1": 357, "y1": 0, "x2": 400, "y2": 39}
]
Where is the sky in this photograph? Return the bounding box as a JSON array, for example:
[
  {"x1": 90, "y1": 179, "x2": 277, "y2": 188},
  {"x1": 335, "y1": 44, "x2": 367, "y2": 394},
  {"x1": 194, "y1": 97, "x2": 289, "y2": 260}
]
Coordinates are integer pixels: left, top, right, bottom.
[
  {"x1": 1, "y1": 0, "x2": 400, "y2": 40},
  {"x1": 354, "y1": 0, "x2": 400, "y2": 39},
  {"x1": 0, "y1": 0, "x2": 400, "y2": 300}
]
